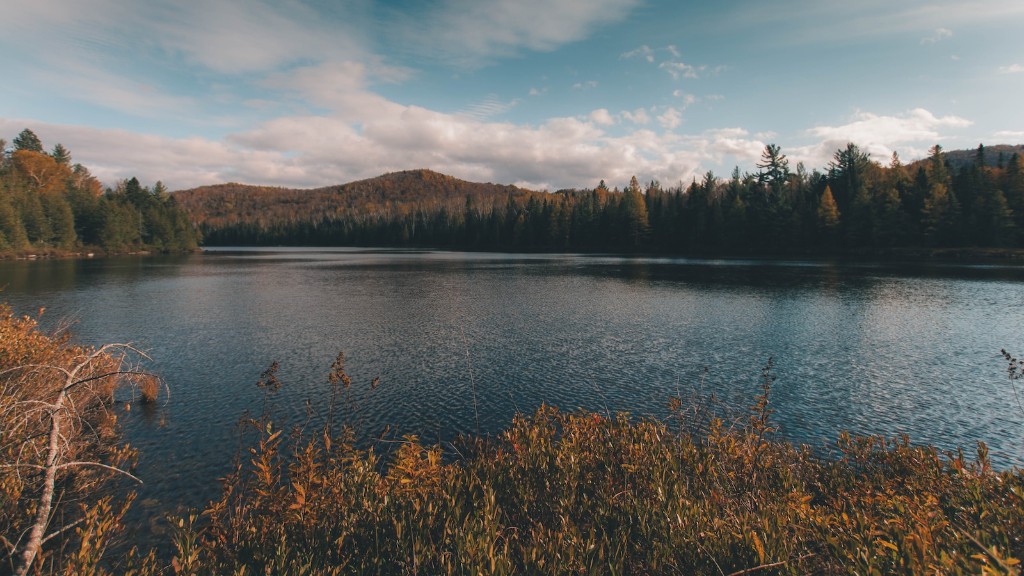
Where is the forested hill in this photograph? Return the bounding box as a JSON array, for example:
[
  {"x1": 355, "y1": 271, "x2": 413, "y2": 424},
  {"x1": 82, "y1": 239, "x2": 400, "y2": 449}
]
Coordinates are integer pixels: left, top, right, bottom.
[
  {"x1": 176, "y1": 142, "x2": 1024, "y2": 256},
  {"x1": 174, "y1": 169, "x2": 535, "y2": 245},
  {"x1": 909, "y1": 144, "x2": 1024, "y2": 172}
]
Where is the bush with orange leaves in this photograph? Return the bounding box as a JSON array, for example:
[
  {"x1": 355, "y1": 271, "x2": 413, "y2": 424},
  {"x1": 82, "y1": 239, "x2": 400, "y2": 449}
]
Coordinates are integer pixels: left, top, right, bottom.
[{"x1": 0, "y1": 303, "x2": 158, "y2": 575}]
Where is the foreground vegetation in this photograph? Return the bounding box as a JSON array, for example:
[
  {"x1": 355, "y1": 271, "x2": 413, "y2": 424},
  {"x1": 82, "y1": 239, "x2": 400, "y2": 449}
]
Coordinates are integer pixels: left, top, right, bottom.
[
  {"x1": 3, "y1": 306, "x2": 1024, "y2": 574},
  {"x1": 0, "y1": 303, "x2": 155, "y2": 575}
]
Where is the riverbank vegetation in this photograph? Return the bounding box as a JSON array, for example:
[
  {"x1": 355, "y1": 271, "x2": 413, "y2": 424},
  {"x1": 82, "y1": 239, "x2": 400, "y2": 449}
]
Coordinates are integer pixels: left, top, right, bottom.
[
  {"x1": 0, "y1": 303, "x2": 156, "y2": 575},
  {"x1": 181, "y1": 143, "x2": 1024, "y2": 259},
  {"x1": 0, "y1": 129, "x2": 199, "y2": 259},
  {"x1": 4, "y1": 311, "x2": 1023, "y2": 574},
  {"x1": 156, "y1": 358, "x2": 1024, "y2": 575}
]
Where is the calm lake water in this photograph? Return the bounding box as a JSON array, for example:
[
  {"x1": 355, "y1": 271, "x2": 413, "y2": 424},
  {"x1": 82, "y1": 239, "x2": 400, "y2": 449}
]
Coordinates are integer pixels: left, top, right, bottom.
[{"x1": 3, "y1": 247, "x2": 1024, "y2": 536}]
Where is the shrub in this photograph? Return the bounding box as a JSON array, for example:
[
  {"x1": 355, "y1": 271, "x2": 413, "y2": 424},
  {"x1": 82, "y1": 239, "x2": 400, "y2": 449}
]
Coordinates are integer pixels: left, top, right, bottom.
[
  {"x1": 169, "y1": 357, "x2": 1024, "y2": 575},
  {"x1": 0, "y1": 303, "x2": 157, "y2": 575}
]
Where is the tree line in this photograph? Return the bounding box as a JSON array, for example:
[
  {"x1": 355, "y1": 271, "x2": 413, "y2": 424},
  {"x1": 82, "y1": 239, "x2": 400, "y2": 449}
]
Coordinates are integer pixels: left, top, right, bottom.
[
  {"x1": 196, "y1": 143, "x2": 1024, "y2": 256},
  {"x1": 0, "y1": 129, "x2": 198, "y2": 254}
]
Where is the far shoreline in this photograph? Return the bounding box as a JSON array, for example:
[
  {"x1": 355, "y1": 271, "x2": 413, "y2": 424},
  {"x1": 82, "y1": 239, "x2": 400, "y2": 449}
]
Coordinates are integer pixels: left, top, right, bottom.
[{"x1": 6, "y1": 244, "x2": 1024, "y2": 266}]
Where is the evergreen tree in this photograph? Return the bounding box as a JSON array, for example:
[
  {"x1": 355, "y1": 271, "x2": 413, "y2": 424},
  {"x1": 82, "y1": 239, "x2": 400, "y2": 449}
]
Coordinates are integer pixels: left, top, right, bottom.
[
  {"x1": 872, "y1": 185, "x2": 903, "y2": 248},
  {"x1": 973, "y1": 188, "x2": 1015, "y2": 247},
  {"x1": 50, "y1": 143, "x2": 71, "y2": 165},
  {"x1": 756, "y1": 144, "x2": 789, "y2": 189},
  {"x1": 0, "y1": 199, "x2": 29, "y2": 249},
  {"x1": 41, "y1": 194, "x2": 77, "y2": 248},
  {"x1": 12, "y1": 129, "x2": 43, "y2": 153},
  {"x1": 1004, "y1": 154, "x2": 1024, "y2": 236},
  {"x1": 828, "y1": 143, "x2": 872, "y2": 217}
]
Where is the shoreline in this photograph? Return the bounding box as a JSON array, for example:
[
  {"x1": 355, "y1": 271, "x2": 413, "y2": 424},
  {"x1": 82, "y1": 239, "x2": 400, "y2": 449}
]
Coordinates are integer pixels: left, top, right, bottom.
[{"x1": 5, "y1": 244, "x2": 1024, "y2": 265}]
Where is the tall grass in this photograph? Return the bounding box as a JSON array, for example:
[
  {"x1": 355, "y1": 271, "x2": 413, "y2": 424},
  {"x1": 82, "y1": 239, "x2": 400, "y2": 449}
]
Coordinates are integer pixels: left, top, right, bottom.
[{"x1": 167, "y1": 356, "x2": 1024, "y2": 575}]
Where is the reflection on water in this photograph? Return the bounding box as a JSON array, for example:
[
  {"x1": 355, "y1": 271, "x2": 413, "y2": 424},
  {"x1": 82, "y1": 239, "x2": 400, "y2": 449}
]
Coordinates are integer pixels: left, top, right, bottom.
[{"x1": 3, "y1": 248, "x2": 1024, "y2": 537}]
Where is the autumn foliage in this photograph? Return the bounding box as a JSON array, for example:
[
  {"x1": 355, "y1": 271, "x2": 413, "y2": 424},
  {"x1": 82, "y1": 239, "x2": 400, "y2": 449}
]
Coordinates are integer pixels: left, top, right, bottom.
[
  {"x1": 0, "y1": 129, "x2": 198, "y2": 256},
  {"x1": 163, "y1": 357, "x2": 1024, "y2": 575},
  {"x1": 180, "y1": 144, "x2": 1024, "y2": 257},
  {"x1": 0, "y1": 303, "x2": 157, "y2": 574}
]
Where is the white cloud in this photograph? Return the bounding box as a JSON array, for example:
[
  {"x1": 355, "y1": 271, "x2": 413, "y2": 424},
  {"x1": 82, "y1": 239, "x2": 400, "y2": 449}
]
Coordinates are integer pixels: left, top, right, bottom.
[
  {"x1": 673, "y1": 91, "x2": 699, "y2": 108},
  {"x1": 622, "y1": 108, "x2": 651, "y2": 125},
  {"x1": 795, "y1": 108, "x2": 973, "y2": 167},
  {"x1": 731, "y1": 1, "x2": 1024, "y2": 46},
  {"x1": 461, "y1": 95, "x2": 520, "y2": 120},
  {"x1": 403, "y1": 0, "x2": 640, "y2": 65},
  {"x1": 2, "y1": 104, "x2": 771, "y2": 194},
  {"x1": 920, "y1": 27, "x2": 953, "y2": 44},
  {"x1": 658, "y1": 108, "x2": 683, "y2": 130},
  {"x1": 999, "y1": 64, "x2": 1024, "y2": 74},
  {"x1": 809, "y1": 108, "x2": 971, "y2": 143},
  {"x1": 573, "y1": 80, "x2": 599, "y2": 90},
  {"x1": 33, "y1": 64, "x2": 199, "y2": 119},
  {"x1": 993, "y1": 130, "x2": 1024, "y2": 141},
  {"x1": 659, "y1": 61, "x2": 704, "y2": 80},
  {"x1": 2, "y1": 0, "x2": 367, "y2": 75},
  {"x1": 590, "y1": 109, "x2": 616, "y2": 126},
  {"x1": 621, "y1": 45, "x2": 655, "y2": 62}
]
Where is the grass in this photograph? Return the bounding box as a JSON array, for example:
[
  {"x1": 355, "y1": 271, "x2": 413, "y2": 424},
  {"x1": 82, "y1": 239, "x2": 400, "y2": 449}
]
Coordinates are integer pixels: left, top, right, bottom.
[{"x1": 166, "y1": 358, "x2": 1024, "y2": 575}]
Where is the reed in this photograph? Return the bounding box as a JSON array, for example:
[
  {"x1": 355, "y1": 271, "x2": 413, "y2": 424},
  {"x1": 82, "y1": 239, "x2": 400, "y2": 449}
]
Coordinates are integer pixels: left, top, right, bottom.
[{"x1": 165, "y1": 355, "x2": 1024, "y2": 575}]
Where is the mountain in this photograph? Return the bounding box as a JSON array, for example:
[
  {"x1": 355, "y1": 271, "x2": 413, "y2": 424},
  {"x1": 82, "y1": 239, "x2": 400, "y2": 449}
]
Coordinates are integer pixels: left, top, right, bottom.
[
  {"x1": 906, "y1": 144, "x2": 1024, "y2": 172},
  {"x1": 173, "y1": 169, "x2": 536, "y2": 231}
]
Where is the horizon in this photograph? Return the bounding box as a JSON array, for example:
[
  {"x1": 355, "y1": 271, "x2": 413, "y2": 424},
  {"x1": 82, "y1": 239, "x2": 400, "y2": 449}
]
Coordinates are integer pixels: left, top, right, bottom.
[{"x1": 2, "y1": 1, "x2": 1022, "y2": 192}]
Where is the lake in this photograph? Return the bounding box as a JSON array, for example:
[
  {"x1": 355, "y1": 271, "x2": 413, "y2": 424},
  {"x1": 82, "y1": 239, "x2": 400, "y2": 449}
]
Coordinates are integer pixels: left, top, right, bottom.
[{"x1": 2, "y1": 247, "x2": 1023, "y2": 537}]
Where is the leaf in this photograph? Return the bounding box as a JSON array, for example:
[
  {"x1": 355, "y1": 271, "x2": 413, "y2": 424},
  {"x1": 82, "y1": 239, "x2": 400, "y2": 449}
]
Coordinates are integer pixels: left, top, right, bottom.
[
  {"x1": 877, "y1": 539, "x2": 899, "y2": 553},
  {"x1": 751, "y1": 530, "x2": 766, "y2": 565}
]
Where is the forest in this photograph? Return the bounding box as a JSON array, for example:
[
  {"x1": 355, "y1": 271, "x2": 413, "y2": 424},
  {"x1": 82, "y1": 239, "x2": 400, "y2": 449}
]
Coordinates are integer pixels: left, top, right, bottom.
[
  {"x1": 0, "y1": 129, "x2": 198, "y2": 256},
  {"x1": 180, "y1": 143, "x2": 1024, "y2": 257},
  {"x1": 5, "y1": 125, "x2": 1024, "y2": 258}
]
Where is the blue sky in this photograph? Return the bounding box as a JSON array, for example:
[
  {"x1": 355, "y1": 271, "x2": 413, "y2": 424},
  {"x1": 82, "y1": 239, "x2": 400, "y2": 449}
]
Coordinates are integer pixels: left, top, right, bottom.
[{"x1": 2, "y1": 0, "x2": 1022, "y2": 191}]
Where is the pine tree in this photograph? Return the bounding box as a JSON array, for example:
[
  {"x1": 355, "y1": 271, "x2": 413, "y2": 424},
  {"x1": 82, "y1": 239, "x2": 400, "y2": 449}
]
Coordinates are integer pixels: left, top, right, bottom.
[
  {"x1": 756, "y1": 144, "x2": 789, "y2": 189},
  {"x1": 41, "y1": 194, "x2": 77, "y2": 249},
  {"x1": 1005, "y1": 154, "x2": 1024, "y2": 235},
  {"x1": 12, "y1": 129, "x2": 43, "y2": 153},
  {"x1": 50, "y1": 143, "x2": 71, "y2": 165},
  {"x1": 0, "y1": 199, "x2": 29, "y2": 249}
]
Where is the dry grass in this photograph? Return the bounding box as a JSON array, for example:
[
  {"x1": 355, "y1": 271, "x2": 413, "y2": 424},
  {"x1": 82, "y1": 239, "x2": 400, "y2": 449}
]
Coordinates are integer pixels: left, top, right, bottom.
[{"x1": 165, "y1": 357, "x2": 1024, "y2": 576}]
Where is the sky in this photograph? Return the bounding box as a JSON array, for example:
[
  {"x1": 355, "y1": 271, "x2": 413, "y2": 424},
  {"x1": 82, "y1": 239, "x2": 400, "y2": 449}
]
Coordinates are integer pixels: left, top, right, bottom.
[{"x1": 1, "y1": 0, "x2": 1023, "y2": 192}]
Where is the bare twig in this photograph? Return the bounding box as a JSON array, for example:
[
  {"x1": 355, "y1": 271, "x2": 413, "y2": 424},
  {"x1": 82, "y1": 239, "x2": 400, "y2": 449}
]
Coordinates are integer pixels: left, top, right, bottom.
[{"x1": 725, "y1": 553, "x2": 815, "y2": 576}]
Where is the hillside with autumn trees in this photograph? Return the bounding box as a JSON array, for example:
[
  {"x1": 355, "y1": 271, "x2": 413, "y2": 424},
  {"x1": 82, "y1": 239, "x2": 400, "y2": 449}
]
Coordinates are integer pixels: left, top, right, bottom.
[
  {"x1": 178, "y1": 142, "x2": 1024, "y2": 257},
  {"x1": 0, "y1": 129, "x2": 198, "y2": 256},
  {"x1": 174, "y1": 169, "x2": 532, "y2": 246}
]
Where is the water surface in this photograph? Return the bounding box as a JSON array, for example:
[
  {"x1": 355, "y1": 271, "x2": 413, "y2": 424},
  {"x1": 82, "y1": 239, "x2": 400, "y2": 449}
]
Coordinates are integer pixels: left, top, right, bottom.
[{"x1": 3, "y1": 248, "x2": 1023, "y2": 533}]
